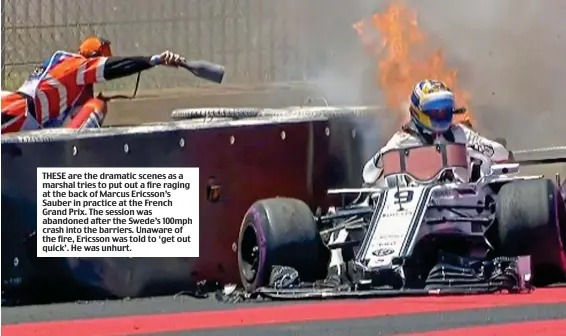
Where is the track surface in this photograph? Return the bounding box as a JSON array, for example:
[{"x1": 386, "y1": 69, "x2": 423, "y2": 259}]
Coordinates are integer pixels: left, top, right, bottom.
[{"x1": 3, "y1": 288, "x2": 566, "y2": 335}]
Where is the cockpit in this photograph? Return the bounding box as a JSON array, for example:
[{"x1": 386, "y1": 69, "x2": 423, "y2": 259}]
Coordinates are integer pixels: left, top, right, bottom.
[{"x1": 381, "y1": 143, "x2": 470, "y2": 187}]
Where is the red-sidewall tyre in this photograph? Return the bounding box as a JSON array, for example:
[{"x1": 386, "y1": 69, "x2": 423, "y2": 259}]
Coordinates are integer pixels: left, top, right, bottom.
[{"x1": 237, "y1": 197, "x2": 328, "y2": 292}]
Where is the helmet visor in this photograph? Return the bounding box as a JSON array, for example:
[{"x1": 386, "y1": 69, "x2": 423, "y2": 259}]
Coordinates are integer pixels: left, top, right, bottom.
[
  {"x1": 426, "y1": 107, "x2": 452, "y2": 122},
  {"x1": 420, "y1": 103, "x2": 454, "y2": 132},
  {"x1": 421, "y1": 97, "x2": 454, "y2": 126}
]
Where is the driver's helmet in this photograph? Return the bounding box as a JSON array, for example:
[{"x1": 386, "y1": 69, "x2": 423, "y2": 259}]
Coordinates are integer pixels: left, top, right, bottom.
[
  {"x1": 79, "y1": 36, "x2": 113, "y2": 58},
  {"x1": 409, "y1": 79, "x2": 455, "y2": 134}
]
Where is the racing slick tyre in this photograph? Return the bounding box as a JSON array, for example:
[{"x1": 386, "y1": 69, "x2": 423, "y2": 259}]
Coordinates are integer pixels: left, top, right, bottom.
[
  {"x1": 495, "y1": 178, "x2": 566, "y2": 285},
  {"x1": 237, "y1": 197, "x2": 328, "y2": 292}
]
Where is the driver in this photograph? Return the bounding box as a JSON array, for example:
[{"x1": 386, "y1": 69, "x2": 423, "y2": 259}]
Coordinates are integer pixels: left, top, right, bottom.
[
  {"x1": 362, "y1": 79, "x2": 509, "y2": 185},
  {"x1": 1, "y1": 36, "x2": 186, "y2": 134}
]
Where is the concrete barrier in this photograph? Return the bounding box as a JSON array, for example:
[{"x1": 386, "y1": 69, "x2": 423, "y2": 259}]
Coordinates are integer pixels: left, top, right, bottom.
[{"x1": 512, "y1": 146, "x2": 566, "y2": 165}]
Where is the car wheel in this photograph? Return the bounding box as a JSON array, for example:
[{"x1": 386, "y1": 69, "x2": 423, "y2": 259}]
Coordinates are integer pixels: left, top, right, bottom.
[
  {"x1": 237, "y1": 197, "x2": 328, "y2": 292},
  {"x1": 496, "y1": 179, "x2": 566, "y2": 285}
]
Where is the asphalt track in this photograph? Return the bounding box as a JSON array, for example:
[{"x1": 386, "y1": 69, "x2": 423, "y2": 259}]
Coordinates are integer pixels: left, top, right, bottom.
[{"x1": 2, "y1": 288, "x2": 566, "y2": 335}]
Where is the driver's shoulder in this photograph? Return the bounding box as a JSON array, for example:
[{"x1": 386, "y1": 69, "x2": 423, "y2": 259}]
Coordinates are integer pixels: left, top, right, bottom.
[
  {"x1": 449, "y1": 124, "x2": 472, "y2": 143},
  {"x1": 386, "y1": 130, "x2": 420, "y2": 147}
]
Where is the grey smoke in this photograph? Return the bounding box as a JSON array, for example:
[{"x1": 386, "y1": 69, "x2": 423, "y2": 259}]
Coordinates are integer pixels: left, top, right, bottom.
[{"x1": 304, "y1": 0, "x2": 566, "y2": 153}]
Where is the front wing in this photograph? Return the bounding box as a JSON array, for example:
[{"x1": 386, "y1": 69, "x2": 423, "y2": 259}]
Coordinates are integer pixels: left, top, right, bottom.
[
  {"x1": 256, "y1": 286, "x2": 522, "y2": 301},
  {"x1": 221, "y1": 254, "x2": 533, "y2": 302}
]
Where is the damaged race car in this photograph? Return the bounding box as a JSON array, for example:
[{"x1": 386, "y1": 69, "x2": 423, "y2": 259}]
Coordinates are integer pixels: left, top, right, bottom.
[{"x1": 236, "y1": 143, "x2": 566, "y2": 300}]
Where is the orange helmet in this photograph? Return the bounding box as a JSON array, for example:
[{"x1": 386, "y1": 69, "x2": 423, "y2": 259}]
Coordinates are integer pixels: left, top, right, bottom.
[{"x1": 79, "y1": 36, "x2": 113, "y2": 58}]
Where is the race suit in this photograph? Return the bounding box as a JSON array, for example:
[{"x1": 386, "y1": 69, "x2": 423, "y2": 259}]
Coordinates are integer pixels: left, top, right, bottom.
[
  {"x1": 362, "y1": 122, "x2": 510, "y2": 185},
  {"x1": 1, "y1": 51, "x2": 158, "y2": 134}
]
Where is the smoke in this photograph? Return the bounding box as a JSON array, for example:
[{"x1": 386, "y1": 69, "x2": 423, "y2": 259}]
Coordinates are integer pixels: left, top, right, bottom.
[
  {"x1": 303, "y1": 0, "x2": 566, "y2": 151},
  {"x1": 300, "y1": 0, "x2": 392, "y2": 160},
  {"x1": 409, "y1": 0, "x2": 566, "y2": 149}
]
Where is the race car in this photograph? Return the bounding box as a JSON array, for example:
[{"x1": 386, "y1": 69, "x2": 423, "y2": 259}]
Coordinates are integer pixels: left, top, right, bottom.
[{"x1": 236, "y1": 142, "x2": 566, "y2": 299}]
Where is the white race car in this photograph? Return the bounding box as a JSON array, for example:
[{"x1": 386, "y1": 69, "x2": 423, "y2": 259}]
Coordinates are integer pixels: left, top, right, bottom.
[{"x1": 237, "y1": 143, "x2": 566, "y2": 299}]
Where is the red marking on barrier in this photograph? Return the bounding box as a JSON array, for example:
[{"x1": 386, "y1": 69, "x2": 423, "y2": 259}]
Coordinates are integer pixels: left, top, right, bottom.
[
  {"x1": 4, "y1": 288, "x2": 566, "y2": 336},
  {"x1": 394, "y1": 319, "x2": 566, "y2": 336}
]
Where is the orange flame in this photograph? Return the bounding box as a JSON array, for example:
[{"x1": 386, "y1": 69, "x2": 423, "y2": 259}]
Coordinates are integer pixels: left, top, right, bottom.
[{"x1": 354, "y1": 1, "x2": 473, "y2": 126}]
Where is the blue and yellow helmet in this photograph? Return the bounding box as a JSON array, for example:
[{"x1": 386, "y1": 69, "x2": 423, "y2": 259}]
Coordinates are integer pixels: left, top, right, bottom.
[{"x1": 410, "y1": 79, "x2": 455, "y2": 133}]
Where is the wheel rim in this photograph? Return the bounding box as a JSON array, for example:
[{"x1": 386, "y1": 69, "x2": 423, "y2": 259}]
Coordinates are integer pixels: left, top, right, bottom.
[{"x1": 240, "y1": 224, "x2": 260, "y2": 283}]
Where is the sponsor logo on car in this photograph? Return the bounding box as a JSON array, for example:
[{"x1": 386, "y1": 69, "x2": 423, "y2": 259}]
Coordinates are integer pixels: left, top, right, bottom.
[
  {"x1": 372, "y1": 248, "x2": 394, "y2": 257},
  {"x1": 382, "y1": 210, "x2": 413, "y2": 217}
]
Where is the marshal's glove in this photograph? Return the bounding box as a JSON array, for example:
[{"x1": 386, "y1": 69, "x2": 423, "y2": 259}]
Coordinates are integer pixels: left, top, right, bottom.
[{"x1": 150, "y1": 51, "x2": 186, "y2": 67}]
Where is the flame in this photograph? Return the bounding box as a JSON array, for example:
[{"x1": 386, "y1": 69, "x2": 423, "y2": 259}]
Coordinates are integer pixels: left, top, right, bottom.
[{"x1": 354, "y1": 1, "x2": 473, "y2": 126}]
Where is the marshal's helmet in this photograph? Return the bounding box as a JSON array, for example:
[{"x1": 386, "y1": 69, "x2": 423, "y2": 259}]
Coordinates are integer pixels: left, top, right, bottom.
[{"x1": 79, "y1": 36, "x2": 113, "y2": 58}]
